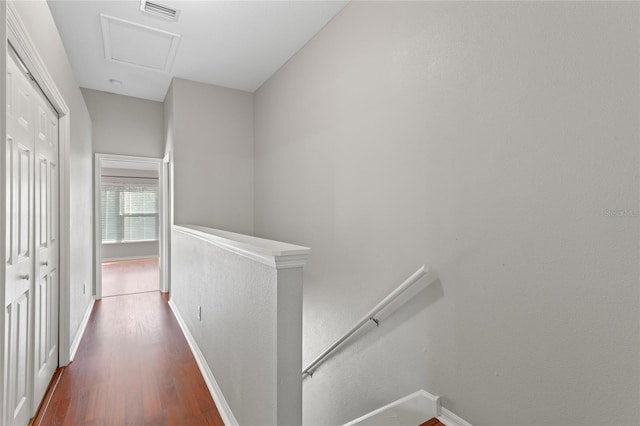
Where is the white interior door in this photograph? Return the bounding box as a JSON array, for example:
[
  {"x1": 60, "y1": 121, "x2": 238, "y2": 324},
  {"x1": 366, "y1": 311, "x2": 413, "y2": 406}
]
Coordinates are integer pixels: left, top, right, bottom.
[
  {"x1": 5, "y1": 50, "x2": 59, "y2": 425},
  {"x1": 5, "y1": 52, "x2": 35, "y2": 426},
  {"x1": 32, "y1": 84, "x2": 59, "y2": 414}
]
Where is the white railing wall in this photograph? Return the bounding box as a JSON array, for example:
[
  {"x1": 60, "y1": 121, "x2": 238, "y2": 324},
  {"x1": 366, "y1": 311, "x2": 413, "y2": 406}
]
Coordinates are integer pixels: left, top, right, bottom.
[{"x1": 169, "y1": 225, "x2": 310, "y2": 426}]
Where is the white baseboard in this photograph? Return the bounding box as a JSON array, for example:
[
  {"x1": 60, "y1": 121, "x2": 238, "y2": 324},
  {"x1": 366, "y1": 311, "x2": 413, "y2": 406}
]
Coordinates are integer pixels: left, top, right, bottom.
[
  {"x1": 168, "y1": 300, "x2": 238, "y2": 426},
  {"x1": 343, "y1": 389, "x2": 473, "y2": 426},
  {"x1": 69, "y1": 297, "x2": 95, "y2": 361},
  {"x1": 439, "y1": 407, "x2": 473, "y2": 426},
  {"x1": 343, "y1": 389, "x2": 440, "y2": 426}
]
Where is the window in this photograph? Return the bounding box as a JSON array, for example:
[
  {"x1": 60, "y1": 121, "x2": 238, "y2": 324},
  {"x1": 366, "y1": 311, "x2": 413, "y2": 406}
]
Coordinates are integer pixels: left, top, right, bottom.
[{"x1": 101, "y1": 184, "x2": 158, "y2": 243}]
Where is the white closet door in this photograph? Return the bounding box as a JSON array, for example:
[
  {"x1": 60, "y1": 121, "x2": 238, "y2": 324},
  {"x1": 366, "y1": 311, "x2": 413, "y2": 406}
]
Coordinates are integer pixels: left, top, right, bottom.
[
  {"x1": 5, "y1": 51, "x2": 60, "y2": 425},
  {"x1": 5, "y1": 52, "x2": 35, "y2": 426},
  {"x1": 32, "y1": 90, "x2": 59, "y2": 414}
]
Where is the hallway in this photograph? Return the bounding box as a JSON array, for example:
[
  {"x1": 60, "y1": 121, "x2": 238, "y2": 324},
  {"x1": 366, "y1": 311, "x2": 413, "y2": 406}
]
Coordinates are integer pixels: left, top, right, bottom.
[
  {"x1": 102, "y1": 258, "x2": 160, "y2": 297},
  {"x1": 33, "y1": 292, "x2": 224, "y2": 425}
]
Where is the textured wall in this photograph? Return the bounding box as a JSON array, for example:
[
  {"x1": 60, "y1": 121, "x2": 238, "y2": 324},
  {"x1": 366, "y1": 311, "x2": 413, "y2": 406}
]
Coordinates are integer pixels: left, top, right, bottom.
[
  {"x1": 254, "y1": 2, "x2": 640, "y2": 425},
  {"x1": 171, "y1": 228, "x2": 279, "y2": 425}
]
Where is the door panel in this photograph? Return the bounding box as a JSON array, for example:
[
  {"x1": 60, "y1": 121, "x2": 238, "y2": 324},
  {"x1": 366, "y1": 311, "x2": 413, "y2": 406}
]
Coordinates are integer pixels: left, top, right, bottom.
[
  {"x1": 4, "y1": 282, "x2": 31, "y2": 426},
  {"x1": 37, "y1": 277, "x2": 45, "y2": 371},
  {"x1": 38, "y1": 159, "x2": 46, "y2": 248},
  {"x1": 50, "y1": 162, "x2": 57, "y2": 244},
  {"x1": 46, "y1": 270, "x2": 58, "y2": 362},
  {"x1": 10, "y1": 294, "x2": 30, "y2": 421},
  {"x1": 5, "y1": 51, "x2": 60, "y2": 425},
  {"x1": 6, "y1": 141, "x2": 12, "y2": 266},
  {"x1": 5, "y1": 52, "x2": 35, "y2": 426},
  {"x1": 16, "y1": 146, "x2": 30, "y2": 261},
  {"x1": 32, "y1": 77, "x2": 59, "y2": 415}
]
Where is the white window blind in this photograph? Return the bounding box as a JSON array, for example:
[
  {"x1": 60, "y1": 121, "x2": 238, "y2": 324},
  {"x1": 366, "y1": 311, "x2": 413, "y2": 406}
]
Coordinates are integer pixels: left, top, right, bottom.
[{"x1": 101, "y1": 184, "x2": 158, "y2": 243}]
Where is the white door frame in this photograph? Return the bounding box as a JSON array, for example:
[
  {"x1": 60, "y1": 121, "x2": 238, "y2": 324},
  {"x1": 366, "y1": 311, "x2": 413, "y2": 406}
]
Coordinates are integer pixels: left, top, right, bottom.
[
  {"x1": 5, "y1": 2, "x2": 73, "y2": 376},
  {"x1": 94, "y1": 154, "x2": 166, "y2": 299},
  {"x1": 161, "y1": 151, "x2": 173, "y2": 294},
  {"x1": 1, "y1": 4, "x2": 8, "y2": 421}
]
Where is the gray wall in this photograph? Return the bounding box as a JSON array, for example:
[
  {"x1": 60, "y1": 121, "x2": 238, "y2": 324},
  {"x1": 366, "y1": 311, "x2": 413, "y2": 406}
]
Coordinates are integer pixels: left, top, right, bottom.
[
  {"x1": 171, "y1": 228, "x2": 278, "y2": 425},
  {"x1": 81, "y1": 88, "x2": 164, "y2": 158},
  {"x1": 12, "y1": 1, "x2": 94, "y2": 356},
  {"x1": 164, "y1": 81, "x2": 174, "y2": 159},
  {"x1": 166, "y1": 78, "x2": 254, "y2": 234},
  {"x1": 101, "y1": 241, "x2": 158, "y2": 261},
  {"x1": 254, "y1": 2, "x2": 640, "y2": 425}
]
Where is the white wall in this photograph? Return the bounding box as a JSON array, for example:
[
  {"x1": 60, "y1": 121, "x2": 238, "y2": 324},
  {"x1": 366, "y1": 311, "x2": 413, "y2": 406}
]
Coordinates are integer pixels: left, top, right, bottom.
[
  {"x1": 11, "y1": 1, "x2": 94, "y2": 356},
  {"x1": 167, "y1": 78, "x2": 254, "y2": 234},
  {"x1": 254, "y1": 2, "x2": 640, "y2": 425},
  {"x1": 81, "y1": 88, "x2": 164, "y2": 158}
]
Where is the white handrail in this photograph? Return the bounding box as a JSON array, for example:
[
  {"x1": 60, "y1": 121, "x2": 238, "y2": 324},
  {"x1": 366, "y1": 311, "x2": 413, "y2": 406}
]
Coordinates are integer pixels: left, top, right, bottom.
[{"x1": 302, "y1": 265, "x2": 435, "y2": 378}]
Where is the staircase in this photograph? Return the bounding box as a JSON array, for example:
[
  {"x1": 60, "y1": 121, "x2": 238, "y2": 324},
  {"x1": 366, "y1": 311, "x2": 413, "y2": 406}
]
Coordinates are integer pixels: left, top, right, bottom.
[
  {"x1": 343, "y1": 390, "x2": 472, "y2": 426},
  {"x1": 420, "y1": 418, "x2": 446, "y2": 426}
]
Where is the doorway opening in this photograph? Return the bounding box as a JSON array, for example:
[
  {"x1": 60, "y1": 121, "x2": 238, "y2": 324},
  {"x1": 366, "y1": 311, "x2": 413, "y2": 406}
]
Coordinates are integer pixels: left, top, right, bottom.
[{"x1": 94, "y1": 154, "x2": 165, "y2": 299}]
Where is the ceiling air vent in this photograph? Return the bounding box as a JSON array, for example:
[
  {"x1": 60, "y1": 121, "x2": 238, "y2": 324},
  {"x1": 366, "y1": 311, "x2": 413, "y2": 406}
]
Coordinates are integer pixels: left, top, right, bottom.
[{"x1": 140, "y1": 0, "x2": 180, "y2": 21}]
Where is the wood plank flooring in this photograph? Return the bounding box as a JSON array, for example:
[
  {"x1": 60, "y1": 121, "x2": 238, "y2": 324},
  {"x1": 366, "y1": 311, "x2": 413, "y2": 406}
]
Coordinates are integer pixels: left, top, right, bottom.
[
  {"x1": 32, "y1": 292, "x2": 224, "y2": 425},
  {"x1": 102, "y1": 258, "x2": 160, "y2": 297}
]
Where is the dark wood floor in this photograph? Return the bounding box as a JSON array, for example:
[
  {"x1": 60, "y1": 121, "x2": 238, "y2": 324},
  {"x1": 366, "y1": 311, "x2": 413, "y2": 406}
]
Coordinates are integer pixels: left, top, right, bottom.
[
  {"x1": 32, "y1": 292, "x2": 224, "y2": 425},
  {"x1": 420, "y1": 418, "x2": 446, "y2": 426},
  {"x1": 102, "y1": 258, "x2": 160, "y2": 297}
]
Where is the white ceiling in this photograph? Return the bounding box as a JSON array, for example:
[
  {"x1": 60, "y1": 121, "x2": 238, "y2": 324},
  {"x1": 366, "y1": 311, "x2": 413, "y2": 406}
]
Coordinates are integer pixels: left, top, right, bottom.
[{"x1": 48, "y1": 0, "x2": 349, "y2": 101}]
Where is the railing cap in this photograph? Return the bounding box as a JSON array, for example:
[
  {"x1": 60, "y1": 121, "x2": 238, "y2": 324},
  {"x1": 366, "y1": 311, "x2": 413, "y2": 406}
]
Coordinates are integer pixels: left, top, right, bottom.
[{"x1": 173, "y1": 224, "x2": 311, "y2": 269}]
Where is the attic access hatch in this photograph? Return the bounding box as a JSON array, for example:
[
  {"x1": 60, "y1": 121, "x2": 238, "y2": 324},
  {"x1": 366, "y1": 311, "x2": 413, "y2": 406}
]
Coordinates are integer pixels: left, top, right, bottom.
[{"x1": 100, "y1": 14, "x2": 181, "y2": 73}]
